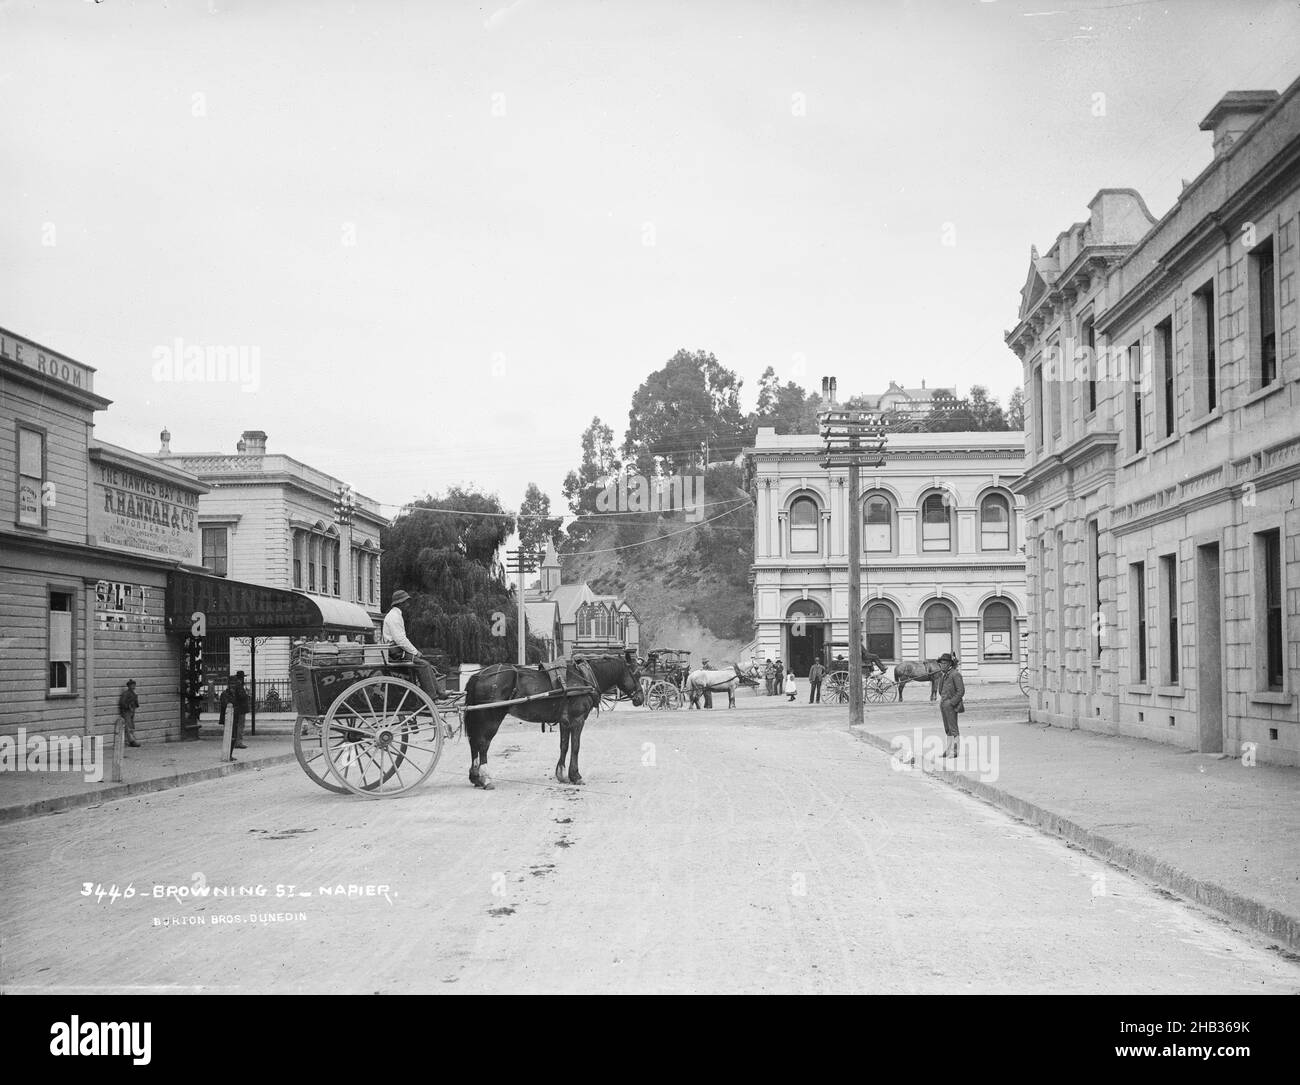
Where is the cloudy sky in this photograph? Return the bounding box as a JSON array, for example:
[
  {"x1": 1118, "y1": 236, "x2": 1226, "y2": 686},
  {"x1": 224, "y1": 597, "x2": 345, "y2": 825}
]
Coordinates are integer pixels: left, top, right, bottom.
[{"x1": 5, "y1": 0, "x2": 1298, "y2": 520}]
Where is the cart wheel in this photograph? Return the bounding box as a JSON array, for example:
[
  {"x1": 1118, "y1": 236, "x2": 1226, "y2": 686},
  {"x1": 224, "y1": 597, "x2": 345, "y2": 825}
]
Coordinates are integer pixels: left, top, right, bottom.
[
  {"x1": 321, "y1": 676, "x2": 444, "y2": 798},
  {"x1": 293, "y1": 715, "x2": 350, "y2": 794},
  {"x1": 865, "y1": 679, "x2": 886, "y2": 704},
  {"x1": 647, "y1": 680, "x2": 680, "y2": 710},
  {"x1": 827, "y1": 670, "x2": 850, "y2": 704},
  {"x1": 880, "y1": 678, "x2": 899, "y2": 702},
  {"x1": 1018, "y1": 667, "x2": 1030, "y2": 695}
]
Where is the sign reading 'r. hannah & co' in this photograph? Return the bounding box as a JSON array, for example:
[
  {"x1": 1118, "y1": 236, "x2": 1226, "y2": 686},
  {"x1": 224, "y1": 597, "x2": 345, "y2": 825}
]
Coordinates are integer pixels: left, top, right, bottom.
[{"x1": 90, "y1": 461, "x2": 203, "y2": 562}]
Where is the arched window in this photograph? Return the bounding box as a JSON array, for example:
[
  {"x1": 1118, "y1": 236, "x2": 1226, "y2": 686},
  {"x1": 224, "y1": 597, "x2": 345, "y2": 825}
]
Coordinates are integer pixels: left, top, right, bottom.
[
  {"x1": 864, "y1": 493, "x2": 893, "y2": 552},
  {"x1": 790, "y1": 497, "x2": 819, "y2": 553},
  {"x1": 922, "y1": 494, "x2": 952, "y2": 552},
  {"x1": 293, "y1": 531, "x2": 304, "y2": 589},
  {"x1": 923, "y1": 602, "x2": 955, "y2": 658},
  {"x1": 980, "y1": 494, "x2": 1011, "y2": 551},
  {"x1": 982, "y1": 600, "x2": 1014, "y2": 660},
  {"x1": 865, "y1": 604, "x2": 895, "y2": 659}
]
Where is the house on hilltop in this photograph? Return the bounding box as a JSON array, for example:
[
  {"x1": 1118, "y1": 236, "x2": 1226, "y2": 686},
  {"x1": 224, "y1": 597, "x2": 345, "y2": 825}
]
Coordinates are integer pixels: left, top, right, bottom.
[{"x1": 524, "y1": 541, "x2": 639, "y2": 659}]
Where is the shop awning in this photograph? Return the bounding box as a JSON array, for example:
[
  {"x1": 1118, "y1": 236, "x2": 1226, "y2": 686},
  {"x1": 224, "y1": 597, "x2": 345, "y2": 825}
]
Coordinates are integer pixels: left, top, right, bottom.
[{"x1": 167, "y1": 570, "x2": 377, "y2": 637}]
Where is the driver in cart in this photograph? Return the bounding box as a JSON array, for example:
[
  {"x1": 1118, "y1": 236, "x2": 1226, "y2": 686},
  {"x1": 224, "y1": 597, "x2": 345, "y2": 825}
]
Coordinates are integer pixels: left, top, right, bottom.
[{"x1": 383, "y1": 589, "x2": 447, "y2": 700}]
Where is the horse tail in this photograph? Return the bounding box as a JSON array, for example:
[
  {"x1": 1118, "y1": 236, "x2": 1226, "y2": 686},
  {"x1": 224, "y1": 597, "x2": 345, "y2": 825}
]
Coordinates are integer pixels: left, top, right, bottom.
[{"x1": 893, "y1": 664, "x2": 901, "y2": 683}]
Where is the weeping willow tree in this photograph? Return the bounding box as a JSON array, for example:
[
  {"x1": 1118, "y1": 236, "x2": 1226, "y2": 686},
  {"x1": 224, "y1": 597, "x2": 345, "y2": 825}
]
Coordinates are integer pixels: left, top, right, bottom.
[{"x1": 380, "y1": 490, "x2": 547, "y2": 667}]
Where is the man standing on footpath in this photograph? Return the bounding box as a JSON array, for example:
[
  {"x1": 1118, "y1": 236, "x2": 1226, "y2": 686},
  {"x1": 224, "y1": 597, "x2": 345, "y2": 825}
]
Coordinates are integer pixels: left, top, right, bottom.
[
  {"x1": 807, "y1": 659, "x2": 825, "y2": 703},
  {"x1": 117, "y1": 679, "x2": 140, "y2": 747},
  {"x1": 219, "y1": 671, "x2": 251, "y2": 752},
  {"x1": 937, "y1": 653, "x2": 965, "y2": 759}
]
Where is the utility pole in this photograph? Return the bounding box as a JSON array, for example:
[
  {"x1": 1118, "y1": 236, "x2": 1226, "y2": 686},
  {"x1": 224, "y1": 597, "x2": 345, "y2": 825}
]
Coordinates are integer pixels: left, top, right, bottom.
[
  {"x1": 334, "y1": 484, "x2": 356, "y2": 601},
  {"x1": 505, "y1": 547, "x2": 539, "y2": 664},
  {"x1": 820, "y1": 406, "x2": 887, "y2": 727}
]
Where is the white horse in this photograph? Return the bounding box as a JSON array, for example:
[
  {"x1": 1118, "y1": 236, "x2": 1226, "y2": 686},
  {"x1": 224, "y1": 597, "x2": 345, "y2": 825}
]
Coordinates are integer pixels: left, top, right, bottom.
[{"x1": 686, "y1": 665, "x2": 758, "y2": 708}]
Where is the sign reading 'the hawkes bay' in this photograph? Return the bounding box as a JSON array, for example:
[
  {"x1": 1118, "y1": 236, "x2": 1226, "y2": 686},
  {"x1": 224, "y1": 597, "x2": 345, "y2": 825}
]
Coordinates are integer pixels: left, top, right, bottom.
[{"x1": 89, "y1": 456, "x2": 203, "y2": 562}]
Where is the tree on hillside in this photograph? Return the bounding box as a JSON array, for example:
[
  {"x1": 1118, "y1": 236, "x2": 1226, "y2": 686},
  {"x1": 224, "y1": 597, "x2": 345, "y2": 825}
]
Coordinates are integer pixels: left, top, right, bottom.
[
  {"x1": 751, "y1": 366, "x2": 822, "y2": 435},
  {"x1": 623, "y1": 349, "x2": 747, "y2": 475},
  {"x1": 1007, "y1": 386, "x2": 1026, "y2": 430},
  {"x1": 381, "y1": 489, "x2": 544, "y2": 666},
  {"x1": 518, "y1": 482, "x2": 562, "y2": 557},
  {"x1": 562, "y1": 416, "x2": 620, "y2": 519}
]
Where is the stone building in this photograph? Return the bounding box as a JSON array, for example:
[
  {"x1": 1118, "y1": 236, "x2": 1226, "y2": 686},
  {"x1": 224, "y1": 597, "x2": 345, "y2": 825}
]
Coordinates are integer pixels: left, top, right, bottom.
[
  {"x1": 746, "y1": 426, "x2": 1027, "y2": 681},
  {"x1": 1005, "y1": 83, "x2": 1300, "y2": 765}
]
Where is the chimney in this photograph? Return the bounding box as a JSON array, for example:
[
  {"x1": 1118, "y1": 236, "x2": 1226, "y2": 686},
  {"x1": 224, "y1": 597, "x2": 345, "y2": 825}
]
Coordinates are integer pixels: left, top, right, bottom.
[
  {"x1": 821, "y1": 376, "x2": 830, "y2": 400},
  {"x1": 240, "y1": 430, "x2": 268, "y2": 455},
  {"x1": 159, "y1": 427, "x2": 171, "y2": 454},
  {"x1": 1199, "y1": 90, "x2": 1278, "y2": 158},
  {"x1": 829, "y1": 376, "x2": 837, "y2": 405},
  {"x1": 921, "y1": 379, "x2": 926, "y2": 389}
]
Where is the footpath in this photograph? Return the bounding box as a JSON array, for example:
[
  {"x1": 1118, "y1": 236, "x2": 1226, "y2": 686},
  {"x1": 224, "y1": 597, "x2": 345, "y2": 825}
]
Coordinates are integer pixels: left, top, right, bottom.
[
  {"x1": 0, "y1": 712, "x2": 298, "y2": 824},
  {"x1": 2, "y1": 688, "x2": 1297, "y2": 953},
  {"x1": 845, "y1": 690, "x2": 1300, "y2": 955}
]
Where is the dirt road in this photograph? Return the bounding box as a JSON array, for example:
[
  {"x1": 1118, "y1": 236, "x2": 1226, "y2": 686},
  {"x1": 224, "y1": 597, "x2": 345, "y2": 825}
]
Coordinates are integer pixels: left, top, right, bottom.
[{"x1": 3, "y1": 704, "x2": 1297, "y2": 993}]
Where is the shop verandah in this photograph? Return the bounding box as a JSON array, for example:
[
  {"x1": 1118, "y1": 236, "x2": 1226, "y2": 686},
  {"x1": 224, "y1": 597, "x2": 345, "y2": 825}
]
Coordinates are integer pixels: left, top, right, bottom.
[{"x1": 166, "y1": 570, "x2": 376, "y2": 734}]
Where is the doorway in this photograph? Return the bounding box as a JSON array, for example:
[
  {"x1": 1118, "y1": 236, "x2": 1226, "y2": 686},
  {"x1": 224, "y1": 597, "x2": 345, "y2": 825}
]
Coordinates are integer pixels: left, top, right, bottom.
[
  {"x1": 785, "y1": 599, "x2": 826, "y2": 677},
  {"x1": 1196, "y1": 543, "x2": 1224, "y2": 754}
]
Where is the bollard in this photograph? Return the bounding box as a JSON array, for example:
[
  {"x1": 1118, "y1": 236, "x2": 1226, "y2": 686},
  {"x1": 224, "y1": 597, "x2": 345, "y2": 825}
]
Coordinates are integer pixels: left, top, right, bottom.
[{"x1": 220, "y1": 711, "x2": 234, "y2": 763}]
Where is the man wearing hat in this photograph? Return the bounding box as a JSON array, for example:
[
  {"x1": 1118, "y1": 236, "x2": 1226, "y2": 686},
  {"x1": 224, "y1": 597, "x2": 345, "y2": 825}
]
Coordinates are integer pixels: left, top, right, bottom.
[
  {"x1": 936, "y1": 653, "x2": 965, "y2": 760},
  {"x1": 383, "y1": 589, "x2": 445, "y2": 701},
  {"x1": 117, "y1": 679, "x2": 141, "y2": 747},
  {"x1": 219, "y1": 671, "x2": 251, "y2": 751}
]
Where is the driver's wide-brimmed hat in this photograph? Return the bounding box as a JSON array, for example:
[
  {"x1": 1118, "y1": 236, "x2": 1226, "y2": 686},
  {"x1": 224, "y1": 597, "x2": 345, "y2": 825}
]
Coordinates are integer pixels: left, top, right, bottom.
[
  {"x1": 391, "y1": 589, "x2": 411, "y2": 606},
  {"x1": 937, "y1": 653, "x2": 956, "y2": 664}
]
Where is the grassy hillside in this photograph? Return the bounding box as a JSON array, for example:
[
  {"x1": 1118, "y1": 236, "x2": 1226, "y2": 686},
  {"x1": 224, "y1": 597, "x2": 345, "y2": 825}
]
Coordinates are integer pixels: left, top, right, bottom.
[{"x1": 560, "y1": 464, "x2": 755, "y2": 662}]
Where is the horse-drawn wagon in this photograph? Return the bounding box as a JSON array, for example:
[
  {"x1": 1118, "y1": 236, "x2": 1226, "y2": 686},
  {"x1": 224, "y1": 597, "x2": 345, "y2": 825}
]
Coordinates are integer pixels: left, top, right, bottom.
[{"x1": 639, "y1": 647, "x2": 691, "y2": 710}]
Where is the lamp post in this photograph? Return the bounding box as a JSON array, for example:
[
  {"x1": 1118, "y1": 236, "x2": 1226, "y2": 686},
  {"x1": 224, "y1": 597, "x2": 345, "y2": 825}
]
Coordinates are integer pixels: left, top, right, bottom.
[{"x1": 820, "y1": 408, "x2": 887, "y2": 727}]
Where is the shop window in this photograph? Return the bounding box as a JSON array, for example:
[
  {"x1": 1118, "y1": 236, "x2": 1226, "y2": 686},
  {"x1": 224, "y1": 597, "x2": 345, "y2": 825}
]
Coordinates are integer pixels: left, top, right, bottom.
[
  {"x1": 202, "y1": 527, "x2": 228, "y2": 577},
  {"x1": 980, "y1": 494, "x2": 1010, "y2": 551},
  {"x1": 864, "y1": 493, "x2": 893, "y2": 552},
  {"x1": 921, "y1": 494, "x2": 952, "y2": 552},
  {"x1": 982, "y1": 601, "x2": 1013, "y2": 661},
  {"x1": 17, "y1": 425, "x2": 47, "y2": 528},
  {"x1": 789, "y1": 497, "x2": 819, "y2": 554},
  {"x1": 48, "y1": 590, "x2": 74, "y2": 694}
]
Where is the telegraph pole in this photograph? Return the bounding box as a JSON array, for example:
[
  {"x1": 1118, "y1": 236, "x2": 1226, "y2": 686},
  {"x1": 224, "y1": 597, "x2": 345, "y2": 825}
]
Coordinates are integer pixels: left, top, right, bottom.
[
  {"x1": 505, "y1": 547, "x2": 539, "y2": 664},
  {"x1": 820, "y1": 407, "x2": 887, "y2": 727}
]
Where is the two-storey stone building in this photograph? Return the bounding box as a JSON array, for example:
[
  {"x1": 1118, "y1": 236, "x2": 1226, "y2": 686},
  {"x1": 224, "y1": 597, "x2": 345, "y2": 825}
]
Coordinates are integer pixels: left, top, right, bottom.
[
  {"x1": 1006, "y1": 84, "x2": 1300, "y2": 766},
  {"x1": 747, "y1": 425, "x2": 1027, "y2": 681}
]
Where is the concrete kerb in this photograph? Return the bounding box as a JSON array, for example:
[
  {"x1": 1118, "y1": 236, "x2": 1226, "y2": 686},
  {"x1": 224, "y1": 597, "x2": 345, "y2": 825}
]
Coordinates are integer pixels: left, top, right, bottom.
[
  {"x1": 0, "y1": 752, "x2": 299, "y2": 824},
  {"x1": 848, "y1": 725, "x2": 1300, "y2": 955}
]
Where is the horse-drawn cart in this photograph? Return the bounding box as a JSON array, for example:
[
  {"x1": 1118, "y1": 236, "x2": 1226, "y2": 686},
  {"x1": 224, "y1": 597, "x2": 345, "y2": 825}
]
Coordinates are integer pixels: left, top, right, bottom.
[
  {"x1": 639, "y1": 647, "x2": 691, "y2": 710},
  {"x1": 290, "y1": 643, "x2": 597, "y2": 798}
]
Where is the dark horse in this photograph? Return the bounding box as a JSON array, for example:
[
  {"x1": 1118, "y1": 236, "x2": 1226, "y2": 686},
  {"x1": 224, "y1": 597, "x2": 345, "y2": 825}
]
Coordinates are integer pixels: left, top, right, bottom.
[
  {"x1": 894, "y1": 659, "x2": 945, "y2": 701},
  {"x1": 462, "y1": 652, "x2": 643, "y2": 788}
]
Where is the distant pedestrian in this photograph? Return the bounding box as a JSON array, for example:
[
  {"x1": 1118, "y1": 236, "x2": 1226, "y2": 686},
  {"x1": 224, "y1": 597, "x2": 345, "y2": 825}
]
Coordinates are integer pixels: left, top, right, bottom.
[
  {"x1": 764, "y1": 659, "x2": 775, "y2": 696},
  {"x1": 936, "y1": 653, "x2": 965, "y2": 759},
  {"x1": 219, "y1": 671, "x2": 251, "y2": 753},
  {"x1": 784, "y1": 670, "x2": 797, "y2": 701},
  {"x1": 774, "y1": 659, "x2": 785, "y2": 697},
  {"x1": 117, "y1": 679, "x2": 140, "y2": 747},
  {"x1": 808, "y1": 660, "x2": 825, "y2": 703}
]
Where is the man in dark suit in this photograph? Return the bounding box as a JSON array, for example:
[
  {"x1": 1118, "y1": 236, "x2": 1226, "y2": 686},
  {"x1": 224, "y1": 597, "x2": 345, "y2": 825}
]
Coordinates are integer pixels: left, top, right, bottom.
[
  {"x1": 219, "y1": 672, "x2": 251, "y2": 752},
  {"x1": 937, "y1": 653, "x2": 965, "y2": 759}
]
